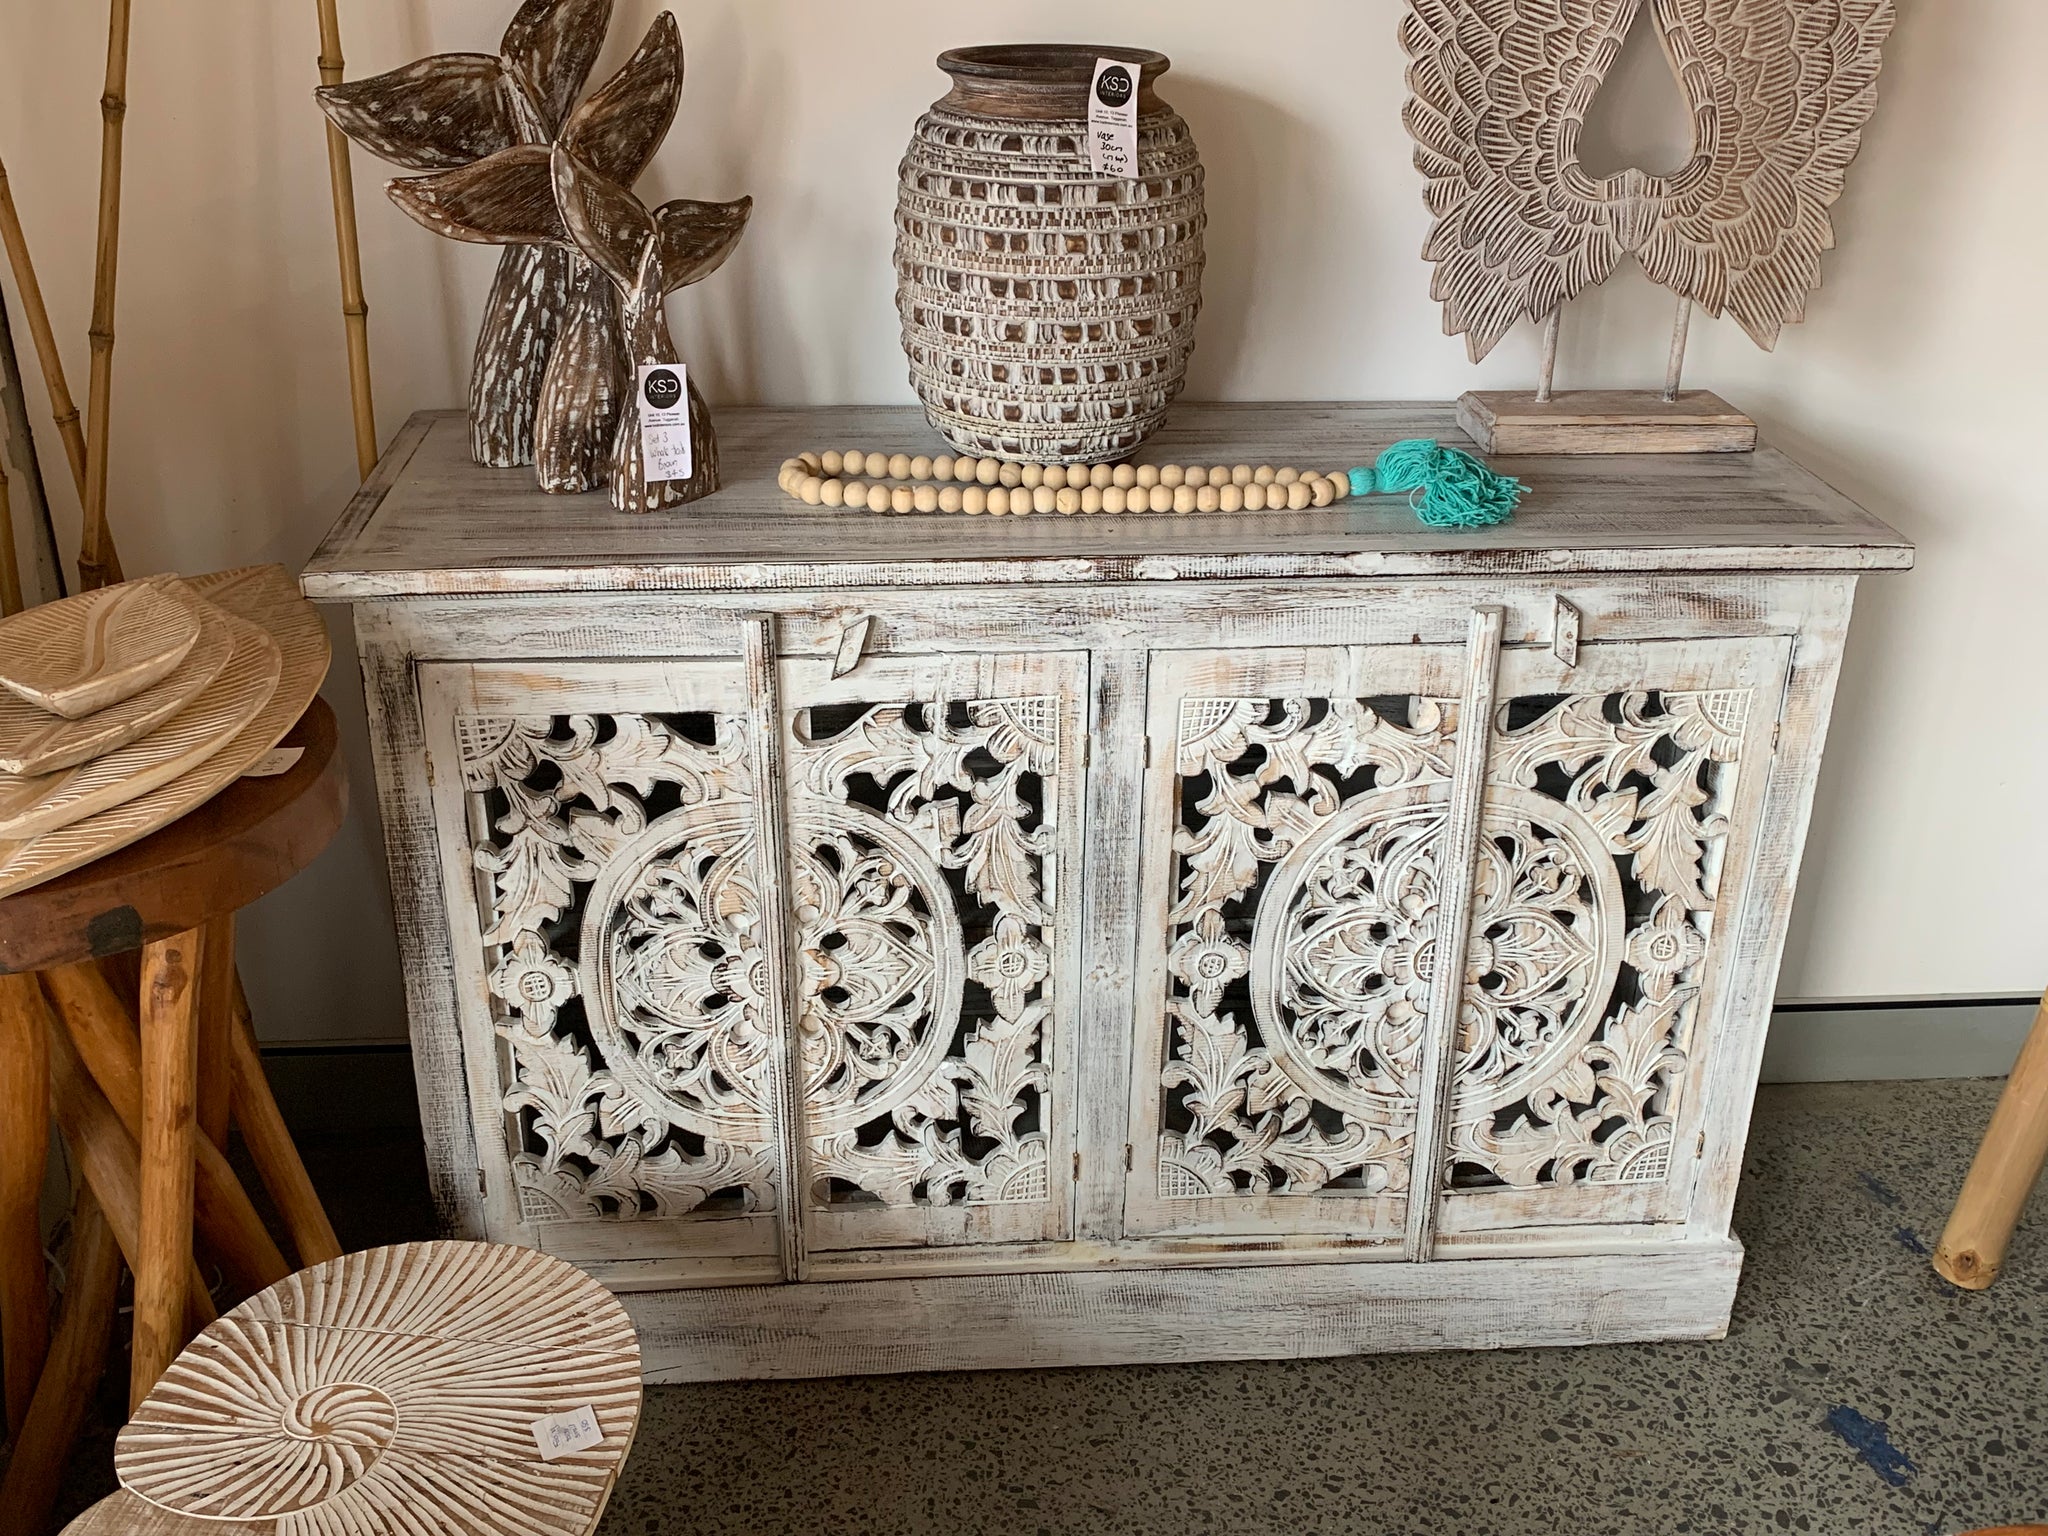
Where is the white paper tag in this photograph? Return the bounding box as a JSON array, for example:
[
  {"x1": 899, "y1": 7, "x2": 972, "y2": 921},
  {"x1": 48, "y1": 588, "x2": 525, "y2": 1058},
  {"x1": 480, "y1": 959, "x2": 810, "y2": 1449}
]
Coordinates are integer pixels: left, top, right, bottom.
[
  {"x1": 1088, "y1": 57, "x2": 1139, "y2": 179},
  {"x1": 241, "y1": 747, "x2": 303, "y2": 779},
  {"x1": 531, "y1": 1404, "x2": 604, "y2": 1462},
  {"x1": 636, "y1": 362, "x2": 693, "y2": 483}
]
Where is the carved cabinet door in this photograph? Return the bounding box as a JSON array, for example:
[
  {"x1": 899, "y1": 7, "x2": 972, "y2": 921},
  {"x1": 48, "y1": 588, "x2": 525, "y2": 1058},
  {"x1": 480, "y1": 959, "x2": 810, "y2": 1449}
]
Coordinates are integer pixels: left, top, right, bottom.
[
  {"x1": 420, "y1": 647, "x2": 1087, "y2": 1287},
  {"x1": 1431, "y1": 635, "x2": 1792, "y2": 1243},
  {"x1": 1125, "y1": 642, "x2": 1480, "y2": 1244}
]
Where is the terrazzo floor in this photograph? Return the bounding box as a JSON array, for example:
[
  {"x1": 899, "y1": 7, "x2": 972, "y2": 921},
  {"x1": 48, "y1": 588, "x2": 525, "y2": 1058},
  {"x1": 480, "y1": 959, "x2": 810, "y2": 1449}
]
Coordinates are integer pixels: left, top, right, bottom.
[{"x1": 25, "y1": 1078, "x2": 2048, "y2": 1533}]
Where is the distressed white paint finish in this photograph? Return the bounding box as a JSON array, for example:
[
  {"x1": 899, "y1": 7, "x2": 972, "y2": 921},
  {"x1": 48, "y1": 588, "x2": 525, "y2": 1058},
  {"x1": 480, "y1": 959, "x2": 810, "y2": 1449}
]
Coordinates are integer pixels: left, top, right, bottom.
[
  {"x1": 114, "y1": 1241, "x2": 641, "y2": 1535},
  {"x1": 315, "y1": 402, "x2": 1904, "y2": 1375}
]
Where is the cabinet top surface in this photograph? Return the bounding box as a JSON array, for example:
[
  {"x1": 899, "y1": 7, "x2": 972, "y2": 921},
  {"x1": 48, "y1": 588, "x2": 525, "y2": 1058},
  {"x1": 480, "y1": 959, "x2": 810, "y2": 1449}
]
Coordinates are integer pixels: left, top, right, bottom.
[{"x1": 302, "y1": 404, "x2": 1913, "y2": 600}]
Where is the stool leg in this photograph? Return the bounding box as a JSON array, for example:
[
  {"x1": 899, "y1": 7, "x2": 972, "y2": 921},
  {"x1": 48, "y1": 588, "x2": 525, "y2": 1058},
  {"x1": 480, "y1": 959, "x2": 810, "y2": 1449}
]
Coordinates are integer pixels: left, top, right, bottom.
[
  {"x1": 0, "y1": 1188, "x2": 120, "y2": 1534},
  {"x1": 229, "y1": 972, "x2": 341, "y2": 1265},
  {"x1": 0, "y1": 972, "x2": 52, "y2": 1437},
  {"x1": 195, "y1": 916, "x2": 235, "y2": 1150},
  {"x1": 1935, "y1": 992, "x2": 2048, "y2": 1289},
  {"x1": 133, "y1": 929, "x2": 203, "y2": 1411}
]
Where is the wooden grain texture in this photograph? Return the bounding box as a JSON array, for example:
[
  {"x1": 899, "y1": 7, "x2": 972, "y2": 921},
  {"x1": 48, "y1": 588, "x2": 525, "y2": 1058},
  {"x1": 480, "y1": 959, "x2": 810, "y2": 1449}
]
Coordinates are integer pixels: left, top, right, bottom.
[
  {"x1": 63, "y1": 1490, "x2": 271, "y2": 1535},
  {"x1": 133, "y1": 928, "x2": 203, "y2": 1410},
  {"x1": 0, "y1": 697, "x2": 345, "y2": 974},
  {"x1": 0, "y1": 607, "x2": 280, "y2": 841},
  {"x1": 0, "y1": 1192, "x2": 120, "y2": 1536},
  {"x1": 1457, "y1": 389, "x2": 1759, "y2": 456},
  {"x1": 1402, "y1": 0, "x2": 1896, "y2": 360},
  {"x1": 0, "y1": 594, "x2": 233, "y2": 777},
  {"x1": 300, "y1": 406, "x2": 1913, "y2": 601},
  {"x1": 0, "y1": 566, "x2": 332, "y2": 900},
  {"x1": 0, "y1": 969, "x2": 50, "y2": 1434},
  {"x1": 1934, "y1": 993, "x2": 2048, "y2": 1289},
  {"x1": 0, "y1": 577, "x2": 199, "y2": 719},
  {"x1": 897, "y1": 46, "x2": 1205, "y2": 463},
  {"x1": 115, "y1": 1241, "x2": 643, "y2": 1535},
  {"x1": 195, "y1": 915, "x2": 234, "y2": 1147}
]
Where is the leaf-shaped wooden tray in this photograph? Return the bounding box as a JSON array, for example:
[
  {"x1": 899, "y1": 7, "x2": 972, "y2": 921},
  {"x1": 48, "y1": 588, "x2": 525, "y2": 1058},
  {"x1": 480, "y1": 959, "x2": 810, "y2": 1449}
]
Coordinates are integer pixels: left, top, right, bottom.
[
  {"x1": 0, "y1": 602, "x2": 280, "y2": 840},
  {"x1": 0, "y1": 566, "x2": 329, "y2": 898},
  {"x1": 0, "y1": 583, "x2": 235, "y2": 775},
  {"x1": 0, "y1": 576, "x2": 201, "y2": 718}
]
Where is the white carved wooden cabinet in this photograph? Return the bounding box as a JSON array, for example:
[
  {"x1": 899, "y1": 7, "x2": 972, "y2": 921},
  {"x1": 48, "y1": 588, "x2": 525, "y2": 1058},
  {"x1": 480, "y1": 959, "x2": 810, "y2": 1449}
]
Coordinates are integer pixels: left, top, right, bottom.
[{"x1": 305, "y1": 404, "x2": 1911, "y2": 1382}]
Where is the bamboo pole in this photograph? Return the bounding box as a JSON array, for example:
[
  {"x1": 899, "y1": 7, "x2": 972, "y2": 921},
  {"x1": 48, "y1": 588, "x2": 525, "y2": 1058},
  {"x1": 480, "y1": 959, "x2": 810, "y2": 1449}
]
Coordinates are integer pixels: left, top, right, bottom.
[
  {"x1": 1934, "y1": 993, "x2": 2048, "y2": 1290},
  {"x1": 316, "y1": 0, "x2": 379, "y2": 479},
  {"x1": 0, "y1": 462, "x2": 20, "y2": 614},
  {"x1": 0, "y1": 154, "x2": 90, "y2": 506},
  {"x1": 1534, "y1": 309, "x2": 1562, "y2": 403},
  {"x1": 79, "y1": 0, "x2": 134, "y2": 593}
]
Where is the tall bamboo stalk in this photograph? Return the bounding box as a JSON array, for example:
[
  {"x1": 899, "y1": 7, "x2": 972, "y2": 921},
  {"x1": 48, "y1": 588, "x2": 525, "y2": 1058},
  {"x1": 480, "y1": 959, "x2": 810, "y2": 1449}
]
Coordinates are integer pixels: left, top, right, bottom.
[
  {"x1": 316, "y1": 0, "x2": 378, "y2": 480},
  {"x1": 0, "y1": 463, "x2": 21, "y2": 615},
  {"x1": 0, "y1": 155, "x2": 90, "y2": 507},
  {"x1": 79, "y1": 0, "x2": 133, "y2": 593}
]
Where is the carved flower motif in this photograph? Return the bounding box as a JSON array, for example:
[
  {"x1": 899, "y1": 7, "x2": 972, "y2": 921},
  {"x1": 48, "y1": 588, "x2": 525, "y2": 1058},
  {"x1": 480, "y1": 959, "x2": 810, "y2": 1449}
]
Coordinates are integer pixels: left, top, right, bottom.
[
  {"x1": 1626, "y1": 897, "x2": 1706, "y2": 998},
  {"x1": 489, "y1": 931, "x2": 576, "y2": 1030},
  {"x1": 1168, "y1": 908, "x2": 1250, "y2": 1014},
  {"x1": 967, "y1": 915, "x2": 1051, "y2": 1018}
]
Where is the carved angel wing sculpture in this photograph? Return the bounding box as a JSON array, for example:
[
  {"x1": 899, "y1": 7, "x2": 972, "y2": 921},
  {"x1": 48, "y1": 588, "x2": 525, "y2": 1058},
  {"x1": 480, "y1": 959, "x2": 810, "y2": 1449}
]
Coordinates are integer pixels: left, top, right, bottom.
[{"x1": 1402, "y1": 0, "x2": 1895, "y2": 362}]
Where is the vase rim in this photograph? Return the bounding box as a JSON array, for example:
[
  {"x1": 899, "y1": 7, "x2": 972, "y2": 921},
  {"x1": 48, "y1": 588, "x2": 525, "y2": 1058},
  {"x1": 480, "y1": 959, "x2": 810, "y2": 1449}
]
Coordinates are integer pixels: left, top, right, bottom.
[{"x1": 937, "y1": 44, "x2": 1170, "y2": 85}]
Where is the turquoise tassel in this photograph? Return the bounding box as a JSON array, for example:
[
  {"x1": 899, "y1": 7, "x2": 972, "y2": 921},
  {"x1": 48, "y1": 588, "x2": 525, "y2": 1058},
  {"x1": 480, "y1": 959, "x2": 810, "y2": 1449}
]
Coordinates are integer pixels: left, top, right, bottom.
[{"x1": 1345, "y1": 439, "x2": 1526, "y2": 529}]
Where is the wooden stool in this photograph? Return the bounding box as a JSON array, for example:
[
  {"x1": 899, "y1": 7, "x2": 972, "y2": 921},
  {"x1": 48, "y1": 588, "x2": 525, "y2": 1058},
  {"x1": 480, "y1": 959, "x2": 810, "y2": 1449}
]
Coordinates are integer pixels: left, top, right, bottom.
[
  {"x1": 70, "y1": 1241, "x2": 642, "y2": 1535},
  {"x1": 1935, "y1": 992, "x2": 2048, "y2": 1289},
  {"x1": 0, "y1": 699, "x2": 348, "y2": 1533}
]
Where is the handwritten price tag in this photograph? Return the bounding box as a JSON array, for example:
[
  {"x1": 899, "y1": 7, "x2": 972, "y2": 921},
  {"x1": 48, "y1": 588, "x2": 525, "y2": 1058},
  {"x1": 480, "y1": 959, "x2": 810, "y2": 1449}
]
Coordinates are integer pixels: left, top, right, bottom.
[
  {"x1": 530, "y1": 1404, "x2": 604, "y2": 1462},
  {"x1": 637, "y1": 362, "x2": 693, "y2": 483},
  {"x1": 1088, "y1": 57, "x2": 1138, "y2": 179}
]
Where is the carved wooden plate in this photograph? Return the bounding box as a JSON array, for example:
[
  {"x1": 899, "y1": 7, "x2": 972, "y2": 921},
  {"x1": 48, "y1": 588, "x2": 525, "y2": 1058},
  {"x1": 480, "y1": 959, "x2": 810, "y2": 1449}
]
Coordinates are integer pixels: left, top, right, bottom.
[
  {"x1": 0, "y1": 586, "x2": 235, "y2": 775},
  {"x1": 0, "y1": 576, "x2": 201, "y2": 718},
  {"x1": 62, "y1": 1490, "x2": 270, "y2": 1534},
  {"x1": 0, "y1": 604, "x2": 280, "y2": 840},
  {"x1": 115, "y1": 1241, "x2": 643, "y2": 1536},
  {"x1": 0, "y1": 566, "x2": 330, "y2": 898}
]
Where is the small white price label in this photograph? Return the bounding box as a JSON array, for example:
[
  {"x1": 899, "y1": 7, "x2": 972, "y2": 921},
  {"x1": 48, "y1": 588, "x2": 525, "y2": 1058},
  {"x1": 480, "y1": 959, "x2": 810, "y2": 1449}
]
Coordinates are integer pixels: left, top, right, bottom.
[
  {"x1": 530, "y1": 1404, "x2": 604, "y2": 1462},
  {"x1": 637, "y1": 362, "x2": 693, "y2": 484},
  {"x1": 1088, "y1": 57, "x2": 1139, "y2": 179},
  {"x1": 241, "y1": 747, "x2": 303, "y2": 779}
]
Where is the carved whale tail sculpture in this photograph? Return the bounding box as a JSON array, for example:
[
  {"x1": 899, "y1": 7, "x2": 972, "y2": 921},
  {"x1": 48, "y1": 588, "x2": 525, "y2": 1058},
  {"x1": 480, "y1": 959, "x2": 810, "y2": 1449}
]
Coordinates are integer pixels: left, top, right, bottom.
[{"x1": 317, "y1": 4, "x2": 749, "y2": 505}]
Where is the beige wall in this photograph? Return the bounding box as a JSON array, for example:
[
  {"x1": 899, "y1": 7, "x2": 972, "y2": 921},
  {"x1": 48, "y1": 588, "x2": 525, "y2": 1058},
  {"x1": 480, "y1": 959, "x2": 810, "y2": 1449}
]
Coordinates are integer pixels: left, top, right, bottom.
[{"x1": 2, "y1": 0, "x2": 2041, "y2": 1044}]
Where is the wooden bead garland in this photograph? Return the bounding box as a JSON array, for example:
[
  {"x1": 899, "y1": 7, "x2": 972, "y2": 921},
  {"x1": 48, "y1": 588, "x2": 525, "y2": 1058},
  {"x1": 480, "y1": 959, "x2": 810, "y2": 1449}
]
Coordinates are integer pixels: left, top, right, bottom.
[{"x1": 776, "y1": 451, "x2": 1354, "y2": 516}]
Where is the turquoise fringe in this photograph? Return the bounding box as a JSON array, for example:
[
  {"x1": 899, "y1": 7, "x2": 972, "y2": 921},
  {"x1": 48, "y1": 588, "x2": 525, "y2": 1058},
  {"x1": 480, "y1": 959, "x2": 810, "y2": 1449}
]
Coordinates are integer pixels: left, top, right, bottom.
[{"x1": 1347, "y1": 439, "x2": 1526, "y2": 528}]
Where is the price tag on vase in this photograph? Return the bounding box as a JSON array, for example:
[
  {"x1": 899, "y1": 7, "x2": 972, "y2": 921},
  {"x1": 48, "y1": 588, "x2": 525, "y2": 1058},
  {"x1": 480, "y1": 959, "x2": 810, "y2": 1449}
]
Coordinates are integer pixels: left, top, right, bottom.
[
  {"x1": 1088, "y1": 57, "x2": 1139, "y2": 178},
  {"x1": 637, "y1": 362, "x2": 694, "y2": 483}
]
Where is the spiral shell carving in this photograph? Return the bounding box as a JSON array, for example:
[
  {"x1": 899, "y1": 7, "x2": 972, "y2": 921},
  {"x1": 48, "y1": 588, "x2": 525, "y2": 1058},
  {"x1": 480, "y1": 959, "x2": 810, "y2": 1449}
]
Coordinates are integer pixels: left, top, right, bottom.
[{"x1": 115, "y1": 1242, "x2": 642, "y2": 1535}]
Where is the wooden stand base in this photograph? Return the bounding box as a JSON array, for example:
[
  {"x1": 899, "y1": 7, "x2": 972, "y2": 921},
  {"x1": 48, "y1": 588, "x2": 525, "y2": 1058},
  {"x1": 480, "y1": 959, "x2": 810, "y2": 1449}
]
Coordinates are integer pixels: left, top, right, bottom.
[{"x1": 1457, "y1": 390, "x2": 1758, "y2": 456}]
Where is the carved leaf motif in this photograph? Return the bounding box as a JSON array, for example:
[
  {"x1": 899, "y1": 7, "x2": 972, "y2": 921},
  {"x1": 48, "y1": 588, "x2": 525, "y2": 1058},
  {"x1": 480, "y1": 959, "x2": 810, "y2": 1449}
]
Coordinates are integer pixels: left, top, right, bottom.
[
  {"x1": 553, "y1": 144, "x2": 657, "y2": 291},
  {"x1": 654, "y1": 199, "x2": 756, "y2": 294},
  {"x1": 316, "y1": 55, "x2": 517, "y2": 171},
  {"x1": 499, "y1": 0, "x2": 612, "y2": 136},
  {"x1": 388, "y1": 145, "x2": 566, "y2": 248},
  {"x1": 560, "y1": 12, "x2": 683, "y2": 187}
]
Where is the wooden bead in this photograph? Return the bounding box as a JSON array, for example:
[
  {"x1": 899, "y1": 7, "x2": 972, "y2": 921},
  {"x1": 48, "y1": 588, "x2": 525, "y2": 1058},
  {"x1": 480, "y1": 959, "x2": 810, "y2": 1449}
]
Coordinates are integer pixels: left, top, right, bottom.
[
  {"x1": 1287, "y1": 480, "x2": 1313, "y2": 510},
  {"x1": 1021, "y1": 462, "x2": 1045, "y2": 489},
  {"x1": 1219, "y1": 483, "x2": 1244, "y2": 513},
  {"x1": 1254, "y1": 465, "x2": 1276, "y2": 485},
  {"x1": 914, "y1": 484, "x2": 939, "y2": 513},
  {"x1": 910, "y1": 455, "x2": 933, "y2": 481},
  {"x1": 821, "y1": 478, "x2": 846, "y2": 507},
  {"x1": 891, "y1": 486, "x2": 915, "y2": 514},
  {"x1": 866, "y1": 484, "x2": 891, "y2": 514},
  {"x1": 1231, "y1": 465, "x2": 1253, "y2": 486},
  {"x1": 1056, "y1": 487, "x2": 1081, "y2": 515},
  {"x1": 820, "y1": 450, "x2": 844, "y2": 476},
  {"x1": 1081, "y1": 485, "x2": 1103, "y2": 514},
  {"x1": 1311, "y1": 476, "x2": 1336, "y2": 507},
  {"x1": 1135, "y1": 464, "x2": 1160, "y2": 489},
  {"x1": 1196, "y1": 484, "x2": 1220, "y2": 513},
  {"x1": 986, "y1": 487, "x2": 1008, "y2": 515},
  {"x1": 1330, "y1": 473, "x2": 1353, "y2": 501},
  {"x1": 933, "y1": 455, "x2": 955, "y2": 481},
  {"x1": 1112, "y1": 464, "x2": 1137, "y2": 489},
  {"x1": 798, "y1": 454, "x2": 823, "y2": 476},
  {"x1": 1103, "y1": 486, "x2": 1127, "y2": 514},
  {"x1": 956, "y1": 456, "x2": 980, "y2": 482},
  {"x1": 1276, "y1": 467, "x2": 1299, "y2": 485},
  {"x1": 1149, "y1": 485, "x2": 1173, "y2": 513},
  {"x1": 1160, "y1": 464, "x2": 1185, "y2": 489},
  {"x1": 1090, "y1": 464, "x2": 1113, "y2": 489},
  {"x1": 939, "y1": 485, "x2": 963, "y2": 513},
  {"x1": 1032, "y1": 486, "x2": 1055, "y2": 515},
  {"x1": 1244, "y1": 483, "x2": 1267, "y2": 511},
  {"x1": 1043, "y1": 464, "x2": 1068, "y2": 489},
  {"x1": 1011, "y1": 487, "x2": 1034, "y2": 515},
  {"x1": 1172, "y1": 485, "x2": 1196, "y2": 514},
  {"x1": 963, "y1": 485, "x2": 986, "y2": 514},
  {"x1": 841, "y1": 480, "x2": 867, "y2": 507},
  {"x1": 839, "y1": 450, "x2": 866, "y2": 477},
  {"x1": 994, "y1": 461, "x2": 1019, "y2": 488},
  {"x1": 976, "y1": 458, "x2": 999, "y2": 485},
  {"x1": 801, "y1": 476, "x2": 826, "y2": 505},
  {"x1": 1183, "y1": 466, "x2": 1209, "y2": 487},
  {"x1": 887, "y1": 453, "x2": 912, "y2": 480}
]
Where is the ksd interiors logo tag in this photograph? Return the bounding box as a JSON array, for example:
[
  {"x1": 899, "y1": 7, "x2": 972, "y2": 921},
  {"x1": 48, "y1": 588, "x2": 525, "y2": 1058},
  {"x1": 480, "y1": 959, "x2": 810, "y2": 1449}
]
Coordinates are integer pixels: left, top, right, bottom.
[
  {"x1": 642, "y1": 367, "x2": 683, "y2": 410},
  {"x1": 1094, "y1": 63, "x2": 1133, "y2": 109}
]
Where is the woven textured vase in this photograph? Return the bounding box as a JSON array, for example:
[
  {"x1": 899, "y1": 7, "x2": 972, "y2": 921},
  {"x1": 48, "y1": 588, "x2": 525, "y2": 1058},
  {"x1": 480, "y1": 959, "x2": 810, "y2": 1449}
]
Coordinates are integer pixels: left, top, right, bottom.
[{"x1": 895, "y1": 45, "x2": 1206, "y2": 464}]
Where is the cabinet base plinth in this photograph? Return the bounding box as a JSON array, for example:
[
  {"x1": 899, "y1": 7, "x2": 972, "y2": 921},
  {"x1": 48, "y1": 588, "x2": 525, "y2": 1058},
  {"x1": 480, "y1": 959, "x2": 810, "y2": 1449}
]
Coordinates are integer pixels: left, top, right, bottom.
[
  {"x1": 623, "y1": 1242, "x2": 1744, "y2": 1382},
  {"x1": 1457, "y1": 390, "x2": 1758, "y2": 455}
]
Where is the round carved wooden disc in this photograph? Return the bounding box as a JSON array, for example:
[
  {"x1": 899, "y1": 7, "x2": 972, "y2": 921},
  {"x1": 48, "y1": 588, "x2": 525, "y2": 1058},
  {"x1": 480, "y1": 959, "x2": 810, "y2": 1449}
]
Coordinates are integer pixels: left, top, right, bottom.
[{"x1": 115, "y1": 1242, "x2": 643, "y2": 1535}]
